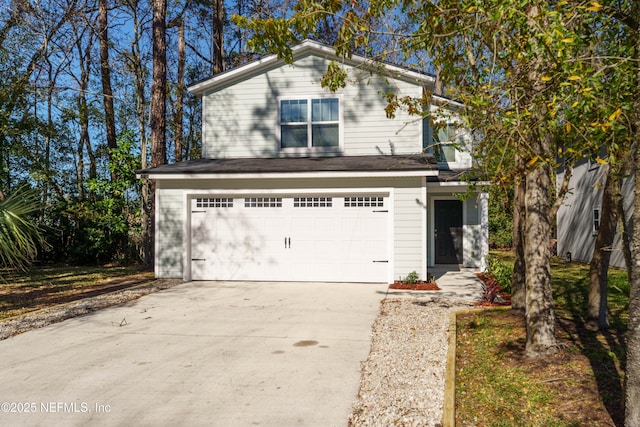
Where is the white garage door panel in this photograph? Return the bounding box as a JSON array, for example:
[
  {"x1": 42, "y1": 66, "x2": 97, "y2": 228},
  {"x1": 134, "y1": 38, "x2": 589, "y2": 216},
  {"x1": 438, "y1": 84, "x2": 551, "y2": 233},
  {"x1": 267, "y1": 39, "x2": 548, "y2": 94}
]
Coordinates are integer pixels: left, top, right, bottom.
[{"x1": 190, "y1": 195, "x2": 389, "y2": 282}]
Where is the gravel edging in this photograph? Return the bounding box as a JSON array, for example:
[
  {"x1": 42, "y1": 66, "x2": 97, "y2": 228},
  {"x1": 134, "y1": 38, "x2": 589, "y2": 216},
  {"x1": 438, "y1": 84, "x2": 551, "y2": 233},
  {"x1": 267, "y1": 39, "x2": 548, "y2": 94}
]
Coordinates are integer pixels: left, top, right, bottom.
[
  {"x1": 2, "y1": 282, "x2": 475, "y2": 426},
  {"x1": 0, "y1": 279, "x2": 183, "y2": 340},
  {"x1": 349, "y1": 297, "x2": 474, "y2": 427}
]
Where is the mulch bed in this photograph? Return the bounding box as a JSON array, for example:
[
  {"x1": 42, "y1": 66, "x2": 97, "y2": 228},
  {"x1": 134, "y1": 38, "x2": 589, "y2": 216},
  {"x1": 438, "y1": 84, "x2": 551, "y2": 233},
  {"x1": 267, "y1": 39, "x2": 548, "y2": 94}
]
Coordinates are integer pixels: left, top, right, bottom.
[{"x1": 388, "y1": 281, "x2": 441, "y2": 291}]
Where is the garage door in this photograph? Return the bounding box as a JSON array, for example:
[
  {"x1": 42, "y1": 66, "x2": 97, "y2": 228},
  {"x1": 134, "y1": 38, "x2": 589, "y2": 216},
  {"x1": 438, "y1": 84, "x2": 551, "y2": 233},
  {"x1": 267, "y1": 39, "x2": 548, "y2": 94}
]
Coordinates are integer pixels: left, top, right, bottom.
[{"x1": 190, "y1": 194, "x2": 389, "y2": 282}]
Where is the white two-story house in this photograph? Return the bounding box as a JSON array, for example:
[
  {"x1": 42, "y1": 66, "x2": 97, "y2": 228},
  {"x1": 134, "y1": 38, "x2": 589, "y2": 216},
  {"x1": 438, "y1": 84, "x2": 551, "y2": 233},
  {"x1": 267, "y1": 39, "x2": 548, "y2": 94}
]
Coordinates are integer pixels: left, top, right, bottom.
[{"x1": 140, "y1": 40, "x2": 488, "y2": 283}]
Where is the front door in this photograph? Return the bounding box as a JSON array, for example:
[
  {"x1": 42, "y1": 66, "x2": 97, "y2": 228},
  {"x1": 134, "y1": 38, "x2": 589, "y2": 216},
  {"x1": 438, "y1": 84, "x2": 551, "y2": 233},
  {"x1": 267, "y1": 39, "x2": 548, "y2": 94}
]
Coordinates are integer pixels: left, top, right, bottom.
[{"x1": 434, "y1": 200, "x2": 463, "y2": 264}]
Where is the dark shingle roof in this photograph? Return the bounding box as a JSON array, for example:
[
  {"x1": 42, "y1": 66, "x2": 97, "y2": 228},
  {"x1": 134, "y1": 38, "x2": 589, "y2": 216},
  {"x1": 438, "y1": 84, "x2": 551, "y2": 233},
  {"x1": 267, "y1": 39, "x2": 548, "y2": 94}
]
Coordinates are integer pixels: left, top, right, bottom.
[{"x1": 139, "y1": 154, "x2": 439, "y2": 175}]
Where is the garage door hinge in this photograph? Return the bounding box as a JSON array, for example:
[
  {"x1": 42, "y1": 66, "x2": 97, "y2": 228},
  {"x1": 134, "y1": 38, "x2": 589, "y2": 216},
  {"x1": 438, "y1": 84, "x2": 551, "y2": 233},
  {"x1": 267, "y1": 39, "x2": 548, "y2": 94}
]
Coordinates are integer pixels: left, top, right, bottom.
[
  {"x1": 191, "y1": 258, "x2": 206, "y2": 261},
  {"x1": 373, "y1": 210, "x2": 388, "y2": 213},
  {"x1": 372, "y1": 260, "x2": 389, "y2": 263}
]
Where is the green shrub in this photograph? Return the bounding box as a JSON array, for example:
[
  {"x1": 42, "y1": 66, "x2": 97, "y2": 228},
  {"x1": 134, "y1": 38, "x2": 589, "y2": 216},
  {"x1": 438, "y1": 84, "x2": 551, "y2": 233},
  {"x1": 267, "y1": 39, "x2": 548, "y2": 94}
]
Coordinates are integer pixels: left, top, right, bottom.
[
  {"x1": 486, "y1": 255, "x2": 513, "y2": 293},
  {"x1": 405, "y1": 271, "x2": 420, "y2": 284}
]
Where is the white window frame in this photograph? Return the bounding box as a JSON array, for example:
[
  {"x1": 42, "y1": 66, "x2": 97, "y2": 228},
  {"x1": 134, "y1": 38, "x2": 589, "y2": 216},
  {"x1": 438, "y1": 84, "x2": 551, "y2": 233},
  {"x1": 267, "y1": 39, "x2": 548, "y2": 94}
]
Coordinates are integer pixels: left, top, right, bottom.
[
  {"x1": 592, "y1": 207, "x2": 600, "y2": 235},
  {"x1": 277, "y1": 94, "x2": 344, "y2": 155},
  {"x1": 432, "y1": 122, "x2": 459, "y2": 163}
]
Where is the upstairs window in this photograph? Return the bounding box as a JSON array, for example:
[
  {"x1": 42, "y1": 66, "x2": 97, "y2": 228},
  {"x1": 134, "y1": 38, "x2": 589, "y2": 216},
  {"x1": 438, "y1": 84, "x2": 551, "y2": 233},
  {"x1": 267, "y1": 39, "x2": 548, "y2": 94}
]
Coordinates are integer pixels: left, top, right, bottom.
[
  {"x1": 433, "y1": 123, "x2": 458, "y2": 163},
  {"x1": 593, "y1": 208, "x2": 600, "y2": 235},
  {"x1": 280, "y1": 97, "x2": 340, "y2": 149}
]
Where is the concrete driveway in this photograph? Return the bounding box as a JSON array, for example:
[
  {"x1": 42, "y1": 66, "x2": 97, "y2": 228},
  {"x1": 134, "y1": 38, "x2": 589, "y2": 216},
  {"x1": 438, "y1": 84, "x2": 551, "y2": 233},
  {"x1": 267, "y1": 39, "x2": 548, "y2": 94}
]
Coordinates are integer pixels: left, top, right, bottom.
[{"x1": 0, "y1": 281, "x2": 389, "y2": 427}]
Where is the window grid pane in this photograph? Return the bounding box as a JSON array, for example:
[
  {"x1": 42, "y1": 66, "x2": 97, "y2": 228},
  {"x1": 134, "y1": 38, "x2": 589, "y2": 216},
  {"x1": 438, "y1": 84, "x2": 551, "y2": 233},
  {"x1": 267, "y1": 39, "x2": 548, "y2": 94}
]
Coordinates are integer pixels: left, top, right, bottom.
[
  {"x1": 281, "y1": 99, "x2": 307, "y2": 123},
  {"x1": 196, "y1": 198, "x2": 234, "y2": 208},
  {"x1": 344, "y1": 196, "x2": 384, "y2": 207},
  {"x1": 312, "y1": 124, "x2": 339, "y2": 147},
  {"x1": 312, "y1": 98, "x2": 339, "y2": 122},
  {"x1": 293, "y1": 197, "x2": 333, "y2": 207},
  {"x1": 244, "y1": 197, "x2": 283, "y2": 208},
  {"x1": 281, "y1": 125, "x2": 308, "y2": 148}
]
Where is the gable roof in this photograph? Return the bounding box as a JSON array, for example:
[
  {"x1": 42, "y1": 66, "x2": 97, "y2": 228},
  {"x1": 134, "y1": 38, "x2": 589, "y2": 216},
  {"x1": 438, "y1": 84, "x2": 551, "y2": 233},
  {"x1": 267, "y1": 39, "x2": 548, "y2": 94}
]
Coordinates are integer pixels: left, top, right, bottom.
[{"x1": 188, "y1": 40, "x2": 436, "y2": 96}]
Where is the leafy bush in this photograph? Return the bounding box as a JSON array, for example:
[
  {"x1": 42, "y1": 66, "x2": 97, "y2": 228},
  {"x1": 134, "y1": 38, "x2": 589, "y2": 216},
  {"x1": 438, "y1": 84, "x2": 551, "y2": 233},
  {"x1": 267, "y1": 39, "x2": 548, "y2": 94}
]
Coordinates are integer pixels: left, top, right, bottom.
[
  {"x1": 480, "y1": 275, "x2": 503, "y2": 302},
  {"x1": 488, "y1": 186, "x2": 513, "y2": 249},
  {"x1": 486, "y1": 255, "x2": 513, "y2": 293},
  {"x1": 404, "y1": 271, "x2": 420, "y2": 284}
]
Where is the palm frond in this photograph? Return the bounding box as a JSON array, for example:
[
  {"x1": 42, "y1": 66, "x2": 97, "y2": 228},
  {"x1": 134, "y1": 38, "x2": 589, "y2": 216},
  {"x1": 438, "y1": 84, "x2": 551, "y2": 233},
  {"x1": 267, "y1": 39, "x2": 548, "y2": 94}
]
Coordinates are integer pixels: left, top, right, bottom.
[{"x1": 0, "y1": 187, "x2": 47, "y2": 270}]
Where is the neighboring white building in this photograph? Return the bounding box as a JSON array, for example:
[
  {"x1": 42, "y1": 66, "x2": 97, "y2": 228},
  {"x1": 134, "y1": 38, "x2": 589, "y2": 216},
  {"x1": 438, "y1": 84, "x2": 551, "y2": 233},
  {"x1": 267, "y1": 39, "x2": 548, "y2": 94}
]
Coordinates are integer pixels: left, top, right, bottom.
[
  {"x1": 140, "y1": 40, "x2": 488, "y2": 283},
  {"x1": 557, "y1": 158, "x2": 634, "y2": 268}
]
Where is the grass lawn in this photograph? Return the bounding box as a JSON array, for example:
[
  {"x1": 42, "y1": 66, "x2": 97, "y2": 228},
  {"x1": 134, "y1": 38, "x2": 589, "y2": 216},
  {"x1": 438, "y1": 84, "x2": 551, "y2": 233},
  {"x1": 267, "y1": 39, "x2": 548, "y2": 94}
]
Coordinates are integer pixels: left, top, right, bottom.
[
  {"x1": 456, "y1": 250, "x2": 628, "y2": 426},
  {"x1": 0, "y1": 265, "x2": 153, "y2": 321}
]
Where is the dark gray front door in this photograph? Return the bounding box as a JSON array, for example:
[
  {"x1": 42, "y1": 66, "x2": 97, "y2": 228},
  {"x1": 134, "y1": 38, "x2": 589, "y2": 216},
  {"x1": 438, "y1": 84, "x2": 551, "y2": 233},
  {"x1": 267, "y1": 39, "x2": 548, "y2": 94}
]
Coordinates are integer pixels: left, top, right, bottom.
[{"x1": 434, "y1": 200, "x2": 463, "y2": 264}]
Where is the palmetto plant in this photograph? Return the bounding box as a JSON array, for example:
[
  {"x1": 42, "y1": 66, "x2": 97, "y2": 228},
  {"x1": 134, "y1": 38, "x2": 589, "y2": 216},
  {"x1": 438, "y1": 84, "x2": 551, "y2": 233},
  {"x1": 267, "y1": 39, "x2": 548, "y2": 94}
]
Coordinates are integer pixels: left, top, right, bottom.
[{"x1": 0, "y1": 187, "x2": 47, "y2": 270}]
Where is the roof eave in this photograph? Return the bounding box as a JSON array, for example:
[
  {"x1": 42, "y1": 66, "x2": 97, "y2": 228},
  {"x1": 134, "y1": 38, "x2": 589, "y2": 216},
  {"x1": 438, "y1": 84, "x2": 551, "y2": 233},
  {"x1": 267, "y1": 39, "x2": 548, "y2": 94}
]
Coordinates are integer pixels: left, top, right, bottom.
[{"x1": 138, "y1": 169, "x2": 440, "y2": 180}]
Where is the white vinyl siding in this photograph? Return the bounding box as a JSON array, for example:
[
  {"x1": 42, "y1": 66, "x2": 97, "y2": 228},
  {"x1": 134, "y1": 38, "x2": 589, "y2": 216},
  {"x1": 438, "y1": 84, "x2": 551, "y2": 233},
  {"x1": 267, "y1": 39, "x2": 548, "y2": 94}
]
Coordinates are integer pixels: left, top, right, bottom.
[
  {"x1": 201, "y1": 55, "x2": 423, "y2": 158},
  {"x1": 462, "y1": 196, "x2": 487, "y2": 268},
  {"x1": 557, "y1": 159, "x2": 634, "y2": 268},
  {"x1": 155, "y1": 185, "x2": 185, "y2": 279},
  {"x1": 393, "y1": 186, "x2": 424, "y2": 280}
]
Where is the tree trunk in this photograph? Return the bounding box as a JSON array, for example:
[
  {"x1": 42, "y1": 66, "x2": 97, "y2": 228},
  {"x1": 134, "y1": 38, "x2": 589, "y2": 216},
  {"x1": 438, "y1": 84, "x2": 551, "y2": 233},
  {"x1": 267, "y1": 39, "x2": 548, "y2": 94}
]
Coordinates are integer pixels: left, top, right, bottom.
[
  {"x1": 151, "y1": 0, "x2": 167, "y2": 168},
  {"x1": 616, "y1": 156, "x2": 634, "y2": 280},
  {"x1": 625, "y1": 124, "x2": 640, "y2": 427},
  {"x1": 522, "y1": 4, "x2": 557, "y2": 357},
  {"x1": 76, "y1": 31, "x2": 93, "y2": 198},
  {"x1": 98, "y1": 0, "x2": 117, "y2": 180},
  {"x1": 624, "y1": 16, "x2": 640, "y2": 425},
  {"x1": 148, "y1": 0, "x2": 167, "y2": 270},
  {"x1": 213, "y1": 0, "x2": 224, "y2": 74},
  {"x1": 511, "y1": 156, "x2": 526, "y2": 312},
  {"x1": 524, "y1": 161, "x2": 557, "y2": 356},
  {"x1": 174, "y1": 18, "x2": 185, "y2": 163},
  {"x1": 587, "y1": 166, "x2": 618, "y2": 330}
]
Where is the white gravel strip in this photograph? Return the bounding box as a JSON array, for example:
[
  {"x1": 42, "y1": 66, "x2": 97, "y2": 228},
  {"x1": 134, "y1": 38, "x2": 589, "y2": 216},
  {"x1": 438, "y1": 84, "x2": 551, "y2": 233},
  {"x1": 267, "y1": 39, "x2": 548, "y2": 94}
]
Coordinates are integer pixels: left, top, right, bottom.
[{"x1": 349, "y1": 297, "x2": 473, "y2": 427}]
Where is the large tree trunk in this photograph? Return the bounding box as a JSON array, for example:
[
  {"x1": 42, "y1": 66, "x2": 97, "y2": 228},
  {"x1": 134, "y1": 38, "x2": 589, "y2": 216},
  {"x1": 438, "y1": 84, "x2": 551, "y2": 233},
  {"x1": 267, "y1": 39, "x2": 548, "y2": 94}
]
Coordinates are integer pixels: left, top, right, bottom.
[
  {"x1": 98, "y1": 0, "x2": 117, "y2": 180},
  {"x1": 151, "y1": 0, "x2": 167, "y2": 168},
  {"x1": 624, "y1": 19, "x2": 640, "y2": 425},
  {"x1": 522, "y1": 4, "x2": 557, "y2": 357},
  {"x1": 587, "y1": 166, "x2": 618, "y2": 330},
  {"x1": 626, "y1": 132, "x2": 640, "y2": 426},
  {"x1": 524, "y1": 161, "x2": 557, "y2": 356},
  {"x1": 148, "y1": 0, "x2": 167, "y2": 270},
  {"x1": 511, "y1": 156, "x2": 526, "y2": 312}
]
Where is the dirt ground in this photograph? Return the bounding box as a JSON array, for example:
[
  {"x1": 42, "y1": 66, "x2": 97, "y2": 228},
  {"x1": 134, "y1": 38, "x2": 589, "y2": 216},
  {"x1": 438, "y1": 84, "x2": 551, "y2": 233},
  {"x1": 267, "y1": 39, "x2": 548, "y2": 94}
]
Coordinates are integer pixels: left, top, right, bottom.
[{"x1": 0, "y1": 277, "x2": 182, "y2": 340}]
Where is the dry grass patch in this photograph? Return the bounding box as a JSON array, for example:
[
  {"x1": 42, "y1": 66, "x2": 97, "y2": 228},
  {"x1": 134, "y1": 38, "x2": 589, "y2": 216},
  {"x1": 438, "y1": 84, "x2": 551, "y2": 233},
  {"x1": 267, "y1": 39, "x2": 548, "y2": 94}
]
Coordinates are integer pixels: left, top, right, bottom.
[
  {"x1": 456, "y1": 309, "x2": 623, "y2": 426},
  {"x1": 455, "y1": 251, "x2": 627, "y2": 427},
  {"x1": 0, "y1": 266, "x2": 153, "y2": 320}
]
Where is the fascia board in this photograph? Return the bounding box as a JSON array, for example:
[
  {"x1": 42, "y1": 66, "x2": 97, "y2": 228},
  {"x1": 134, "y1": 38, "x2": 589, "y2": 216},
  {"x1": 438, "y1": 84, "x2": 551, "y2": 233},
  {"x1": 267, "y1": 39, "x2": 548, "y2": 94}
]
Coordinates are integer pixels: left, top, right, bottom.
[{"x1": 140, "y1": 170, "x2": 439, "y2": 180}]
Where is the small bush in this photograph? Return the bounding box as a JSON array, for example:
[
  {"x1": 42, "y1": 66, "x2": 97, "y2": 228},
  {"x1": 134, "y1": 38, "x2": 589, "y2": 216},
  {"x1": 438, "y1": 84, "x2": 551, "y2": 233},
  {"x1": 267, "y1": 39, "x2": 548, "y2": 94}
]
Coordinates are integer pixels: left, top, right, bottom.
[
  {"x1": 404, "y1": 271, "x2": 420, "y2": 284},
  {"x1": 486, "y1": 255, "x2": 513, "y2": 293}
]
